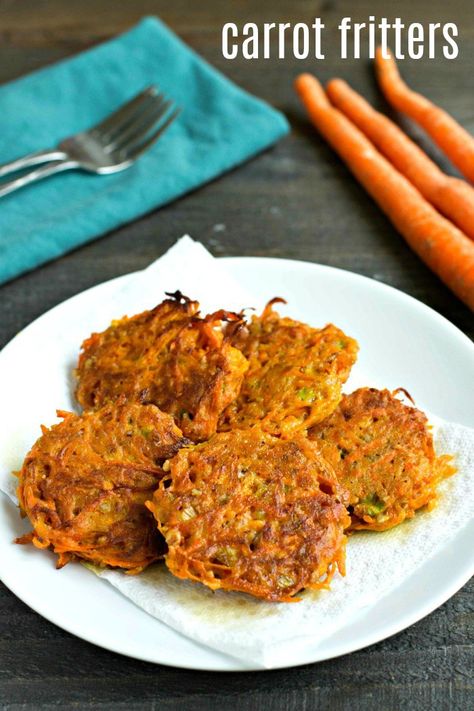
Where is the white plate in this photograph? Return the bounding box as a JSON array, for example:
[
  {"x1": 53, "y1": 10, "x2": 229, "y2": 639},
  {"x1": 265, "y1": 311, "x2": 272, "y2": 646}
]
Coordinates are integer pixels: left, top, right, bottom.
[{"x1": 0, "y1": 257, "x2": 473, "y2": 671}]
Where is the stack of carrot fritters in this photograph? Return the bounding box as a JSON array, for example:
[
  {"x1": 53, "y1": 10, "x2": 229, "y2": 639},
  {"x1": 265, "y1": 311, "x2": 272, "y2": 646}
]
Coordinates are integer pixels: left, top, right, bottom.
[{"x1": 17, "y1": 292, "x2": 454, "y2": 601}]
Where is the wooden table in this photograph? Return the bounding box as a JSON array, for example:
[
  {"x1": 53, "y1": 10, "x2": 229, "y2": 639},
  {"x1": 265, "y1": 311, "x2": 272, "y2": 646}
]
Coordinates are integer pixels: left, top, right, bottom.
[{"x1": 0, "y1": 1, "x2": 472, "y2": 708}]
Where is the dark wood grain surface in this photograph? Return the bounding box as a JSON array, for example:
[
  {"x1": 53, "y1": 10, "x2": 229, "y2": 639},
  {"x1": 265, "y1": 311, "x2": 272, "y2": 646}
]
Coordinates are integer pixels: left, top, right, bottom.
[{"x1": 0, "y1": 1, "x2": 472, "y2": 709}]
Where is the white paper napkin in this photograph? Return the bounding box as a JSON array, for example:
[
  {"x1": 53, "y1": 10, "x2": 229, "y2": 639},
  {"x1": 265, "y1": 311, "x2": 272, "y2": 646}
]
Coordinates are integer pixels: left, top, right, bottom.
[{"x1": 1, "y1": 236, "x2": 473, "y2": 669}]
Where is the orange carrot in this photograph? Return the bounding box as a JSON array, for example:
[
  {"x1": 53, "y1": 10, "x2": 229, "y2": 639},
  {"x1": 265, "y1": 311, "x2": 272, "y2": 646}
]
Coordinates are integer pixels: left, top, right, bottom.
[
  {"x1": 326, "y1": 78, "x2": 474, "y2": 242},
  {"x1": 294, "y1": 73, "x2": 474, "y2": 311},
  {"x1": 375, "y1": 48, "x2": 474, "y2": 184}
]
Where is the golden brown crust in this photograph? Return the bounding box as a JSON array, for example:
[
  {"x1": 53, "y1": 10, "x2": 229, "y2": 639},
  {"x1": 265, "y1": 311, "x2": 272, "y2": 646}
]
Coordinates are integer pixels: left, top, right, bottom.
[
  {"x1": 308, "y1": 388, "x2": 456, "y2": 531},
  {"x1": 75, "y1": 294, "x2": 249, "y2": 442},
  {"x1": 219, "y1": 300, "x2": 359, "y2": 438},
  {"x1": 17, "y1": 401, "x2": 189, "y2": 572},
  {"x1": 147, "y1": 429, "x2": 350, "y2": 602}
]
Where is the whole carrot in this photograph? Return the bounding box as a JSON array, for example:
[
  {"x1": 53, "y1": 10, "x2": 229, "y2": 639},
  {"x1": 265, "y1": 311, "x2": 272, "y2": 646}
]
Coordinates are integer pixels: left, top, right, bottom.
[
  {"x1": 294, "y1": 73, "x2": 474, "y2": 311},
  {"x1": 326, "y1": 78, "x2": 474, "y2": 242},
  {"x1": 375, "y1": 48, "x2": 474, "y2": 184}
]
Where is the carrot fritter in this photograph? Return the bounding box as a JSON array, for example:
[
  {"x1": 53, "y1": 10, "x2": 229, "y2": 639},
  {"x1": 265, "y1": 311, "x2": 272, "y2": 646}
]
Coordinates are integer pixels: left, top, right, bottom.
[
  {"x1": 17, "y1": 402, "x2": 189, "y2": 572},
  {"x1": 219, "y1": 299, "x2": 358, "y2": 438},
  {"x1": 147, "y1": 429, "x2": 350, "y2": 602},
  {"x1": 75, "y1": 293, "x2": 249, "y2": 442},
  {"x1": 308, "y1": 388, "x2": 455, "y2": 531}
]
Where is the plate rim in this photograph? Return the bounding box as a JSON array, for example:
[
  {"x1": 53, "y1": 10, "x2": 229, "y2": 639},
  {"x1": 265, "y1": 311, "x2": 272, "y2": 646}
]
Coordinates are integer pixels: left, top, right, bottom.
[{"x1": 222, "y1": 256, "x2": 474, "y2": 355}]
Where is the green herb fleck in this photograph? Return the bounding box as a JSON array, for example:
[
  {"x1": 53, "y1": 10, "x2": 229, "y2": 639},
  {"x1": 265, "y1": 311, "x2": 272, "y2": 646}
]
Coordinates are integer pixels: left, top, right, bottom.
[
  {"x1": 359, "y1": 493, "x2": 386, "y2": 517},
  {"x1": 181, "y1": 506, "x2": 196, "y2": 521},
  {"x1": 297, "y1": 386, "x2": 316, "y2": 402},
  {"x1": 216, "y1": 546, "x2": 238, "y2": 567}
]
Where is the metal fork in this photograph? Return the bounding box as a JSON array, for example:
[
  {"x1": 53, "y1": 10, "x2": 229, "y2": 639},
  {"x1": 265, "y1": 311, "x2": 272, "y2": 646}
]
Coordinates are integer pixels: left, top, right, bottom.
[{"x1": 0, "y1": 86, "x2": 180, "y2": 197}]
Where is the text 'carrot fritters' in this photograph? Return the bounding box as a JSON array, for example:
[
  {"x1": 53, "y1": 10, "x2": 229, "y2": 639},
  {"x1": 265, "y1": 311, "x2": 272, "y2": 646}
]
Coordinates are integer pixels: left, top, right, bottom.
[
  {"x1": 17, "y1": 402, "x2": 189, "y2": 572},
  {"x1": 147, "y1": 429, "x2": 350, "y2": 602},
  {"x1": 219, "y1": 299, "x2": 358, "y2": 437},
  {"x1": 75, "y1": 293, "x2": 249, "y2": 442},
  {"x1": 308, "y1": 388, "x2": 455, "y2": 531}
]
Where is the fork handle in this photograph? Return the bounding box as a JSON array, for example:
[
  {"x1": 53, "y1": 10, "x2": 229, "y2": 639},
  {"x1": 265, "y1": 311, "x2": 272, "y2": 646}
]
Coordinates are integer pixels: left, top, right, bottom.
[
  {"x1": 0, "y1": 160, "x2": 76, "y2": 198},
  {"x1": 0, "y1": 148, "x2": 68, "y2": 178}
]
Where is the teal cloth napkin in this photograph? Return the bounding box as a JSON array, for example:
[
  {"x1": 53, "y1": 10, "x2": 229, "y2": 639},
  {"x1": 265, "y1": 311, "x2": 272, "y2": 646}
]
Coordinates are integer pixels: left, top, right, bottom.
[{"x1": 0, "y1": 17, "x2": 289, "y2": 286}]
